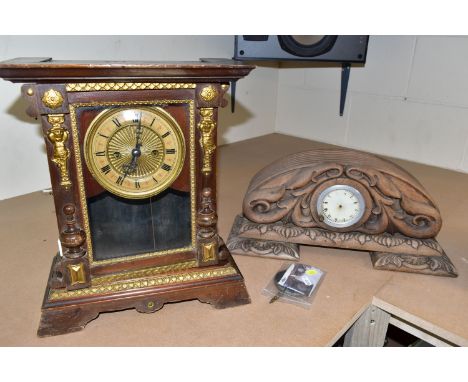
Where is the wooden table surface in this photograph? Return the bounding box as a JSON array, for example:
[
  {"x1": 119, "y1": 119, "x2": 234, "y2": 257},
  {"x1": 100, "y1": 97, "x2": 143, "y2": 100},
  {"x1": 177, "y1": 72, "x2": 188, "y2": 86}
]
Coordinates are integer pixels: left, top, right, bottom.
[{"x1": 1, "y1": 133, "x2": 467, "y2": 346}]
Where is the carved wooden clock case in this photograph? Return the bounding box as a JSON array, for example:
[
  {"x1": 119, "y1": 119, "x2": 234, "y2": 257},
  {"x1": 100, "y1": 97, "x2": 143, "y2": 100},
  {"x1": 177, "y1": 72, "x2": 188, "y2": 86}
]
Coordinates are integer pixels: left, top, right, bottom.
[
  {"x1": 227, "y1": 149, "x2": 458, "y2": 278},
  {"x1": 0, "y1": 58, "x2": 254, "y2": 337}
]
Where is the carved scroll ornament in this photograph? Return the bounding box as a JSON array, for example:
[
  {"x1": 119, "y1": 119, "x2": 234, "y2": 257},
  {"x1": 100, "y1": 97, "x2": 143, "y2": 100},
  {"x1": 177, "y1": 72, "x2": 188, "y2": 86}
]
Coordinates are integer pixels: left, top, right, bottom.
[{"x1": 243, "y1": 149, "x2": 442, "y2": 239}]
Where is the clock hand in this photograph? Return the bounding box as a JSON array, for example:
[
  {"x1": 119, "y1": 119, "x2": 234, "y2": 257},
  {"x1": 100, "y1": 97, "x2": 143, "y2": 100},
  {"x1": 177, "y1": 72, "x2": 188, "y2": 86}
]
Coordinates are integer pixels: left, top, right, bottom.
[
  {"x1": 122, "y1": 151, "x2": 139, "y2": 176},
  {"x1": 135, "y1": 112, "x2": 143, "y2": 149},
  {"x1": 123, "y1": 114, "x2": 144, "y2": 177}
]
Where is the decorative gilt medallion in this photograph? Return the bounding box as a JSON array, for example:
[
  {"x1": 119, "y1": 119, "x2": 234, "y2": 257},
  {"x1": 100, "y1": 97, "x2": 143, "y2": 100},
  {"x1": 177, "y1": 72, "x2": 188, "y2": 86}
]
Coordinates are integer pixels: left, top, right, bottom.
[
  {"x1": 42, "y1": 89, "x2": 64, "y2": 109},
  {"x1": 200, "y1": 85, "x2": 218, "y2": 102}
]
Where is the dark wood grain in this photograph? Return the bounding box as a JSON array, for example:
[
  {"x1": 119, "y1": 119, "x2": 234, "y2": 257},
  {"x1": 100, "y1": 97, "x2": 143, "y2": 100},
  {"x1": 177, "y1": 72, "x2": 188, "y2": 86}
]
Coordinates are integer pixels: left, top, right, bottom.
[
  {"x1": 0, "y1": 58, "x2": 254, "y2": 336},
  {"x1": 0, "y1": 58, "x2": 255, "y2": 83}
]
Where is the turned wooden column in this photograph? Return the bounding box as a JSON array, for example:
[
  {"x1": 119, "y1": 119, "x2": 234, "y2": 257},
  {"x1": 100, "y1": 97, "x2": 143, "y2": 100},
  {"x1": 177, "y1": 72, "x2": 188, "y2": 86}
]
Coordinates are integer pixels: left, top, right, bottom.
[
  {"x1": 195, "y1": 83, "x2": 229, "y2": 266},
  {"x1": 21, "y1": 84, "x2": 90, "y2": 290}
]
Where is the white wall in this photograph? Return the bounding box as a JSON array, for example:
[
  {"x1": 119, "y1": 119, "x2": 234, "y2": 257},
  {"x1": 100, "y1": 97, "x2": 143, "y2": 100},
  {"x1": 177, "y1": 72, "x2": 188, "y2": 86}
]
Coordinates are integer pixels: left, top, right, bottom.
[
  {"x1": 0, "y1": 36, "x2": 278, "y2": 200},
  {"x1": 3, "y1": 35, "x2": 468, "y2": 200},
  {"x1": 276, "y1": 36, "x2": 468, "y2": 173}
]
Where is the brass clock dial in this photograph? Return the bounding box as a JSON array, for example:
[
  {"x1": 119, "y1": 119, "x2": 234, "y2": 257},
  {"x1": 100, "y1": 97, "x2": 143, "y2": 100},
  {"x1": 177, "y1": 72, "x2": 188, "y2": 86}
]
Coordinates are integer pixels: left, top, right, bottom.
[{"x1": 84, "y1": 106, "x2": 185, "y2": 199}]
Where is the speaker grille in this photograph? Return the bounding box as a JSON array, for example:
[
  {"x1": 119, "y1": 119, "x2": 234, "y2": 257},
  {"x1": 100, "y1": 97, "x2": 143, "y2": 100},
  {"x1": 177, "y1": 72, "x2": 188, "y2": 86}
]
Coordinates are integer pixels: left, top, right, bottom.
[{"x1": 277, "y1": 35, "x2": 338, "y2": 57}]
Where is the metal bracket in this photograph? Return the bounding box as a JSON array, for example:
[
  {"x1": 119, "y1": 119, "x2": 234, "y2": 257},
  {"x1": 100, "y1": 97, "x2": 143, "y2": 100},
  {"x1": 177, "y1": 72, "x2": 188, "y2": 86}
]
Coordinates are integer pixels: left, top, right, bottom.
[
  {"x1": 340, "y1": 62, "x2": 351, "y2": 116},
  {"x1": 230, "y1": 80, "x2": 237, "y2": 113}
]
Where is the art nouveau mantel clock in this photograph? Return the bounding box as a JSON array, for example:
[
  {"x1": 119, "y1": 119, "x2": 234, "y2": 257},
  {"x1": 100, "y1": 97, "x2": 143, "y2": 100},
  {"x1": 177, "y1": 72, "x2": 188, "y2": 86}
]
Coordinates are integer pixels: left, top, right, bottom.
[
  {"x1": 227, "y1": 149, "x2": 458, "y2": 278},
  {"x1": 0, "y1": 57, "x2": 254, "y2": 337}
]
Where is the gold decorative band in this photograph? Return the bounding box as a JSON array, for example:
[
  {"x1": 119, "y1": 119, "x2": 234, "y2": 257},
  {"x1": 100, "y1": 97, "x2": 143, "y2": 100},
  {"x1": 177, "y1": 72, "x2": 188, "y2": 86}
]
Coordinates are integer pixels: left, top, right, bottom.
[
  {"x1": 66, "y1": 83, "x2": 196, "y2": 92},
  {"x1": 48, "y1": 265, "x2": 238, "y2": 300},
  {"x1": 93, "y1": 260, "x2": 198, "y2": 285}
]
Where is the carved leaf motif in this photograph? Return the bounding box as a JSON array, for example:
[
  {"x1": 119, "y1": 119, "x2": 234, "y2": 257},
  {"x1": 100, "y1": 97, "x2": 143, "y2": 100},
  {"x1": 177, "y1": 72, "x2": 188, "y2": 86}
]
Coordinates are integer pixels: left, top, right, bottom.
[
  {"x1": 379, "y1": 254, "x2": 402, "y2": 268},
  {"x1": 227, "y1": 238, "x2": 242, "y2": 251},
  {"x1": 229, "y1": 235, "x2": 299, "y2": 259},
  {"x1": 323, "y1": 231, "x2": 338, "y2": 244},
  {"x1": 284, "y1": 167, "x2": 317, "y2": 189},
  {"x1": 429, "y1": 258, "x2": 439, "y2": 272},
  {"x1": 358, "y1": 234, "x2": 369, "y2": 245},
  {"x1": 373, "y1": 252, "x2": 457, "y2": 276},
  {"x1": 341, "y1": 233, "x2": 354, "y2": 242},
  {"x1": 424, "y1": 240, "x2": 443, "y2": 254},
  {"x1": 272, "y1": 225, "x2": 303, "y2": 239},
  {"x1": 375, "y1": 172, "x2": 401, "y2": 199},
  {"x1": 410, "y1": 240, "x2": 420, "y2": 250},
  {"x1": 392, "y1": 255, "x2": 402, "y2": 267},
  {"x1": 239, "y1": 221, "x2": 259, "y2": 234},
  {"x1": 259, "y1": 225, "x2": 268, "y2": 235},
  {"x1": 305, "y1": 229, "x2": 317, "y2": 241},
  {"x1": 384, "y1": 236, "x2": 393, "y2": 248},
  {"x1": 395, "y1": 237, "x2": 405, "y2": 246},
  {"x1": 401, "y1": 196, "x2": 437, "y2": 218},
  {"x1": 380, "y1": 236, "x2": 389, "y2": 247},
  {"x1": 272, "y1": 245, "x2": 282, "y2": 255}
]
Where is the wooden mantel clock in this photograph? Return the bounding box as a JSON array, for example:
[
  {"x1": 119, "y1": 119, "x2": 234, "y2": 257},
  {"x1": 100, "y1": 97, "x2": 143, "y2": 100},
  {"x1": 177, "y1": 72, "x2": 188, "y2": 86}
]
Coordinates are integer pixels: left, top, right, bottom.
[
  {"x1": 227, "y1": 149, "x2": 458, "y2": 278},
  {"x1": 0, "y1": 57, "x2": 254, "y2": 337}
]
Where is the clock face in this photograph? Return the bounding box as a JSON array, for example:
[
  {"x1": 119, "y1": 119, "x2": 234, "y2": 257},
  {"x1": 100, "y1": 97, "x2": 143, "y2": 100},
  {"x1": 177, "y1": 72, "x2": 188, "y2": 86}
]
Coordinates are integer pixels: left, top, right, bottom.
[
  {"x1": 84, "y1": 106, "x2": 185, "y2": 199},
  {"x1": 316, "y1": 184, "x2": 365, "y2": 228}
]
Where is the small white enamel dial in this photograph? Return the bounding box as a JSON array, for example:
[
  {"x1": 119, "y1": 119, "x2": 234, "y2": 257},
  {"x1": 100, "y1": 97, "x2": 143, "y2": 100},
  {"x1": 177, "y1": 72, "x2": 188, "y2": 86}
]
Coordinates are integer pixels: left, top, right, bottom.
[{"x1": 316, "y1": 184, "x2": 365, "y2": 228}]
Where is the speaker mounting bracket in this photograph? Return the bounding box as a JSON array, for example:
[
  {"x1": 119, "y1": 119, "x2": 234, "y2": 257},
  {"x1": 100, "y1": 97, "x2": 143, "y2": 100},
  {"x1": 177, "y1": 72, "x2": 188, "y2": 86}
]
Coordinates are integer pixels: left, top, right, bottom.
[{"x1": 340, "y1": 62, "x2": 351, "y2": 116}]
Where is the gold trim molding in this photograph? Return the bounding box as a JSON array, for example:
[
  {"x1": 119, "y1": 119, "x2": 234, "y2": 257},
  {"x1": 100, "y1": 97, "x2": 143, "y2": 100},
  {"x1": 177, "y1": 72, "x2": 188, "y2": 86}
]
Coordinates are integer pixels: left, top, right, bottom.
[
  {"x1": 49, "y1": 265, "x2": 237, "y2": 300},
  {"x1": 93, "y1": 260, "x2": 197, "y2": 285},
  {"x1": 69, "y1": 99, "x2": 196, "y2": 266},
  {"x1": 47, "y1": 114, "x2": 72, "y2": 188},
  {"x1": 66, "y1": 83, "x2": 196, "y2": 92}
]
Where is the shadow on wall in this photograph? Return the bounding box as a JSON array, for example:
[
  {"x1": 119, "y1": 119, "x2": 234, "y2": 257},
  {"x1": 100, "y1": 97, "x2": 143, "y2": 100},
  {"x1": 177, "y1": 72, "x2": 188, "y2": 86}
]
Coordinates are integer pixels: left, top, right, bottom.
[
  {"x1": 217, "y1": 61, "x2": 279, "y2": 145},
  {"x1": 218, "y1": 100, "x2": 254, "y2": 146},
  {"x1": 7, "y1": 94, "x2": 46, "y2": 154}
]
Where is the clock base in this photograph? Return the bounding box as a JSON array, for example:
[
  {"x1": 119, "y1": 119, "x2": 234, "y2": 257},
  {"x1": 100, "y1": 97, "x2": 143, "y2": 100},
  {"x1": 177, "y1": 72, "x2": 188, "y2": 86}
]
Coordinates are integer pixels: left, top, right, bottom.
[
  {"x1": 227, "y1": 214, "x2": 300, "y2": 261},
  {"x1": 227, "y1": 214, "x2": 458, "y2": 278},
  {"x1": 37, "y1": 248, "x2": 250, "y2": 337}
]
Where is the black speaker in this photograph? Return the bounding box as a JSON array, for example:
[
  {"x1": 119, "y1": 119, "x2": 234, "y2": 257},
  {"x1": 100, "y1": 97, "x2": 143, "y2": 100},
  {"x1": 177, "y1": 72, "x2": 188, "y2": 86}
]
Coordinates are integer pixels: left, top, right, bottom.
[{"x1": 234, "y1": 35, "x2": 368, "y2": 63}]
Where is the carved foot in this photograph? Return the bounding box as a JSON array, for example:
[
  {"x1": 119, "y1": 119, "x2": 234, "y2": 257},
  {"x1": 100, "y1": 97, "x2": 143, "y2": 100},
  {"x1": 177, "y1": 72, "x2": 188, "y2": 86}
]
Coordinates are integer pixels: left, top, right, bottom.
[
  {"x1": 370, "y1": 250, "x2": 458, "y2": 277},
  {"x1": 198, "y1": 280, "x2": 251, "y2": 309},
  {"x1": 37, "y1": 307, "x2": 99, "y2": 337},
  {"x1": 227, "y1": 215, "x2": 300, "y2": 260}
]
